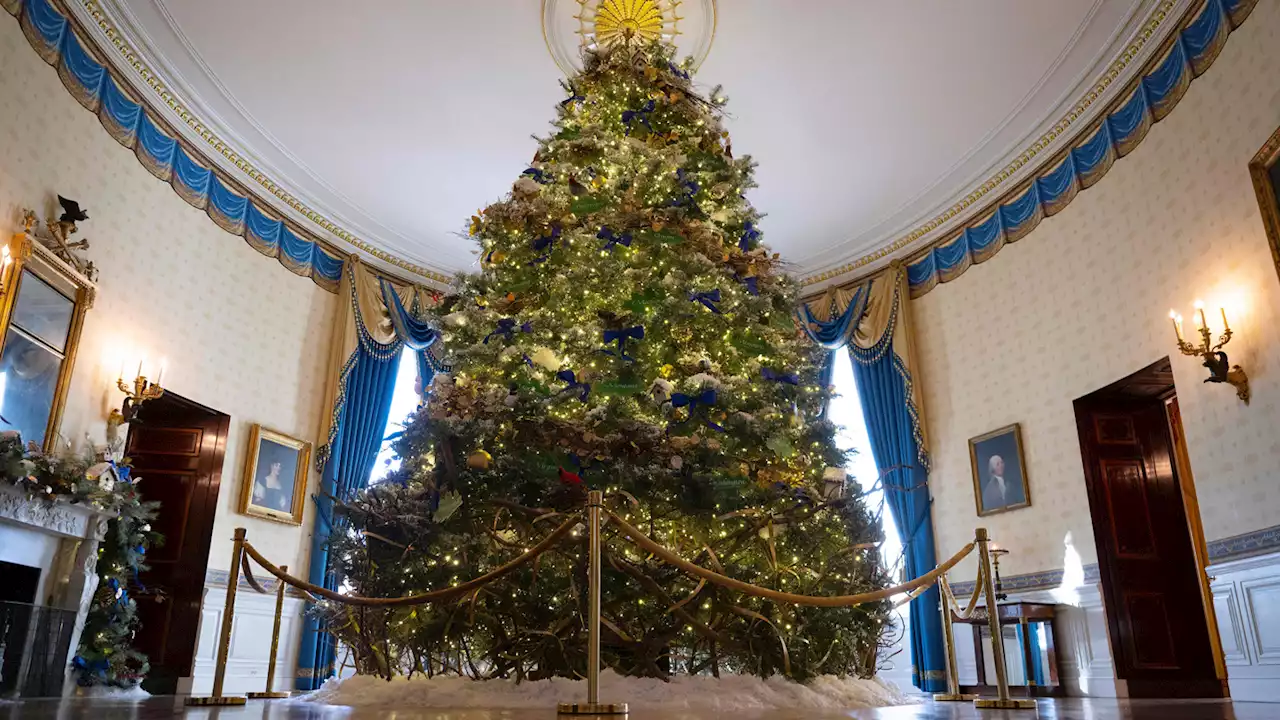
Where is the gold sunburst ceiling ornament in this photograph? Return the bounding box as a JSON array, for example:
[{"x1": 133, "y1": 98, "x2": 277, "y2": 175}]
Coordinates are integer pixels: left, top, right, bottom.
[
  {"x1": 542, "y1": 0, "x2": 716, "y2": 76},
  {"x1": 588, "y1": 0, "x2": 674, "y2": 48}
]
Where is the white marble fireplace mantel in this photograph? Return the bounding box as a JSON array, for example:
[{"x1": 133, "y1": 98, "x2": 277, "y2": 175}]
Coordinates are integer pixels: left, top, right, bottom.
[{"x1": 0, "y1": 482, "x2": 111, "y2": 696}]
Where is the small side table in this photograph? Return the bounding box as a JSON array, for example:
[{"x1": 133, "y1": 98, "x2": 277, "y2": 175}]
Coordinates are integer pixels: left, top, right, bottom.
[{"x1": 952, "y1": 601, "x2": 1062, "y2": 698}]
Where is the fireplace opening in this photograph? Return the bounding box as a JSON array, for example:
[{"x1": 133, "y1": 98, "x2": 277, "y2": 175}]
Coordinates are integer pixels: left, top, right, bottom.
[{"x1": 0, "y1": 560, "x2": 75, "y2": 697}]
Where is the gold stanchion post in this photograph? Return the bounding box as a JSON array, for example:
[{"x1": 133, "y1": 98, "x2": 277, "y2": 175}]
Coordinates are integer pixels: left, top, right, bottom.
[
  {"x1": 247, "y1": 563, "x2": 292, "y2": 699},
  {"x1": 933, "y1": 577, "x2": 977, "y2": 702},
  {"x1": 558, "y1": 490, "x2": 627, "y2": 716},
  {"x1": 186, "y1": 528, "x2": 249, "y2": 706},
  {"x1": 972, "y1": 528, "x2": 1036, "y2": 711}
]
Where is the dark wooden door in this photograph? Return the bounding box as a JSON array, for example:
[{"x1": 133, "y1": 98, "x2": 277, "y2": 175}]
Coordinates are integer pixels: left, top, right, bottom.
[
  {"x1": 126, "y1": 393, "x2": 229, "y2": 695},
  {"x1": 1074, "y1": 395, "x2": 1223, "y2": 697}
]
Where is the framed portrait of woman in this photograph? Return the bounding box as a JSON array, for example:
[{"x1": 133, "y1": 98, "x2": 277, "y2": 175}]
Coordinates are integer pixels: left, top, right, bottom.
[
  {"x1": 1251, "y1": 124, "x2": 1280, "y2": 283},
  {"x1": 239, "y1": 424, "x2": 311, "y2": 525}
]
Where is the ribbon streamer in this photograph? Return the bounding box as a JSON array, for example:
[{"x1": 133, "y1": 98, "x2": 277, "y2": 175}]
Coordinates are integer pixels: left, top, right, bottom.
[
  {"x1": 670, "y1": 388, "x2": 725, "y2": 432},
  {"x1": 738, "y1": 275, "x2": 759, "y2": 296},
  {"x1": 688, "y1": 289, "x2": 723, "y2": 314},
  {"x1": 529, "y1": 225, "x2": 562, "y2": 265},
  {"x1": 597, "y1": 226, "x2": 633, "y2": 252},
  {"x1": 522, "y1": 167, "x2": 552, "y2": 184},
  {"x1": 485, "y1": 318, "x2": 533, "y2": 344},
  {"x1": 602, "y1": 325, "x2": 644, "y2": 361},
  {"x1": 739, "y1": 221, "x2": 760, "y2": 252},
  {"x1": 762, "y1": 367, "x2": 799, "y2": 385},
  {"x1": 674, "y1": 169, "x2": 700, "y2": 208},
  {"x1": 560, "y1": 82, "x2": 586, "y2": 108},
  {"x1": 556, "y1": 370, "x2": 592, "y2": 402},
  {"x1": 622, "y1": 100, "x2": 656, "y2": 135}
]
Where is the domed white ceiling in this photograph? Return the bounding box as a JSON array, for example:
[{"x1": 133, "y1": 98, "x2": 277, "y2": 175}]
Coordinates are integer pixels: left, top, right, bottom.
[{"x1": 86, "y1": 0, "x2": 1162, "y2": 285}]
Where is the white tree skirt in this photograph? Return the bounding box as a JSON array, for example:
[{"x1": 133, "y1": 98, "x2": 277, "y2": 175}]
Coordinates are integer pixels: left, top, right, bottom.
[{"x1": 299, "y1": 671, "x2": 915, "y2": 712}]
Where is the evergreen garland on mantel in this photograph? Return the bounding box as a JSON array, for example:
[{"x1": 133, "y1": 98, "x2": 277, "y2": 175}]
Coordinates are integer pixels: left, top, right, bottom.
[{"x1": 0, "y1": 432, "x2": 162, "y2": 688}]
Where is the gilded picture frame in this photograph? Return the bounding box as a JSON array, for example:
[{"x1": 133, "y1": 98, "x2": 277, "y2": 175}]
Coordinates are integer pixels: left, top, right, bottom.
[
  {"x1": 968, "y1": 423, "x2": 1032, "y2": 517},
  {"x1": 1251, "y1": 124, "x2": 1280, "y2": 285},
  {"x1": 238, "y1": 424, "x2": 310, "y2": 525}
]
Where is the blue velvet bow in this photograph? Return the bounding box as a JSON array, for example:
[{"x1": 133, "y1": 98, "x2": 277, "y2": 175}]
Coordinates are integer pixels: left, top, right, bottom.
[
  {"x1": 674, "y1": 169, "x2": 700, "y2": 208},
  {"x1": 762, "y1": 367, "x2": 799, "y2": 385},
  {"x1": 72, "y1": 655, "x2": 109, "y2": 679},
  {"x1": 485, "y1": 318, "x2": 533, "y2": 344},
  {"x1": 622, "y1": 100, "x2": 656, "y2": 135},
  {"x1": 740, "y1": 221, "x2": 761, "y2": 252},
  {"x1": 556, "y1": 370, "x2": 592, "y2": 403},
  {"x1": 523, "y1": 167, "x2": 552, "y2": 184},
  {"x1": 602, "y1": 325, "x2": 644, "y2": 361},
  {"x1": 689, "y1": 289, "x2": 723, "y2": 314},
  {"x1": 598, "y1": 226, "x2": 633, "y2": 251},
  {"x1": 561, "y1": 83, "x2": 586, "y2": 108},
  {"x1": 738, "y1": 275, "x2": 759, "y2": 296},
  {"x1": 670, "y1": 388, "x2": 726, "y2": 432},
  {"x1": 529, "y1": 225, "x2": 562, "y2": 264},
  {"x1": 669, "y1": 62, "x2": 691, "y2": 81}
]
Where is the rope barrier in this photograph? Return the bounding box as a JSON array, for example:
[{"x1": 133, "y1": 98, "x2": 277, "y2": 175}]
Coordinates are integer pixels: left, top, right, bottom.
[
  {"x1": 605, "y1": 508, "x2": 976, "y2": 608},
  {"x1": 240, "y1": 514, "x2": 581, "y2": 607},
  {"x1": 939, "y1": 565, "x2": 985, "y2": 620},
  {"x1": 241, "y1": 554, "x2": 271, "y2": 595}
]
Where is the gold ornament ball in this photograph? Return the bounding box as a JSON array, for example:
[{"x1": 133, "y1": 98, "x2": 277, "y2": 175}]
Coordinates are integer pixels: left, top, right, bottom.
[{"x1": 467, "y1": 450, "x2": 493, "y2": 470}]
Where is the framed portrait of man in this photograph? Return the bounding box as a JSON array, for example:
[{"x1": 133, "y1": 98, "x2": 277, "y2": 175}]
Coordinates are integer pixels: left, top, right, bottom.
[
  {"x1": 238, "y1": 424, "x2": 311, "y2": 525},
  {"x1": 1250, "y1": 124, "x2": 1280, "y2": 285},
  {"x1": 968, "y1": 423, "x2": 1031, "y2": 517}
]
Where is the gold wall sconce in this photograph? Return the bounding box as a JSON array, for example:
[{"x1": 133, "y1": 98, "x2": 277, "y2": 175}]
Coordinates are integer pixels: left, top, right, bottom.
[
  {"x1": 1169, "y1": 300, "x2": 1249, "y2": 403},
  {"x1": 106, "y1": 360, "x2": 166, "y2": 432}
]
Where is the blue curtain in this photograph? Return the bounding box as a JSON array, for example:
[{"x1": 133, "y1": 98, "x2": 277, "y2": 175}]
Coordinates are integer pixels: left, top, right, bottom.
[
  {"x1": 296, "y1": 346, "x2": 400, "y2": 690},
  {"x1": 849, "y1": 350, "x2": 944, "y2": 692},
  {"x1": 295, "y1": 274, "x2": 439, "y2": 690},
  {"x1": 1016, "y1": 624, "x2": 1046, "y2": 686},
  {"x1": 798, "y1": 270, "x2": 945, "y2": 693}
]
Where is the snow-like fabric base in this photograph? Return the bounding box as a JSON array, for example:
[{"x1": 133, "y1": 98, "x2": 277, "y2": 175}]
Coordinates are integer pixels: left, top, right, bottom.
[
  {"x1": 75, "y1": 685, "x2": 151, "y2": 699},
  {"x1": 300, "y1": 671, "x2": 915, "y2": 711}
]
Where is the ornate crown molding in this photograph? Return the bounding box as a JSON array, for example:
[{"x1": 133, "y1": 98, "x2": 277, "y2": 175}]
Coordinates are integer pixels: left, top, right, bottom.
[
  {"x1": 803, "y1": 0, "x2": 1257, "y2": 295},
  {"x1": 2, "y1": 0, "x2": 452, "y2": 289}
]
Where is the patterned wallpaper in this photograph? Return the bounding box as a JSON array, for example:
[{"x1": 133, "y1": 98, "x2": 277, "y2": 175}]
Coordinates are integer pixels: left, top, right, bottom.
[
  {"x1": 915, "y1": 0, "x2": 1280, "y2": 579},
  {"x1": 0, "y1": 16, "x2": 337, "y2": 573}
]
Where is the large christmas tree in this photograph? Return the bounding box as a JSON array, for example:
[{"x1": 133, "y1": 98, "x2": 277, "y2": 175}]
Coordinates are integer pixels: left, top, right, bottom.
[{"x1": 327, "y1": 43, "x2": 890, "y2": 682}]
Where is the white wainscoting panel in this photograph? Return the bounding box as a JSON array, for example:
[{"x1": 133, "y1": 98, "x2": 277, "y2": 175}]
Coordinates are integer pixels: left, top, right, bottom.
[
  {"x1": 190, "y1": 584, "x2": 306, "y2": 695},
  {"x1": 1209, "y1": 550, "x2": 1280, "y2": 702}
]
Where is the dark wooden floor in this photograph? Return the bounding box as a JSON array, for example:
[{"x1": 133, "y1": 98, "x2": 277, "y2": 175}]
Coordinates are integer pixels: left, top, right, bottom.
[{"x1": 0, "y1": 697, "x2": 1274, "y2": 719}]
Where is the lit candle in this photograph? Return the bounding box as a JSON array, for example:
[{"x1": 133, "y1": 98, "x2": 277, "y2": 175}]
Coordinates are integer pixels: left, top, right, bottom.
[
  {"x1": 1221, "y1": 307, "x2": 1230, "y2": 333},
  {"x1": 157, "y1": 359, "x2": 166, "y2": 386},
  {"x1": 137, "y1": 357, "x2": 145, "y2": 380},
  {"x1": 1194, "y1": 299, "x2": 1207, "y2": 330},
  {"x1": 1169, "y1": 310, "x2": 1184, "y2": 342},
  {"x1": 117, "y1": 358, "x2": 125, "y2": 382}
]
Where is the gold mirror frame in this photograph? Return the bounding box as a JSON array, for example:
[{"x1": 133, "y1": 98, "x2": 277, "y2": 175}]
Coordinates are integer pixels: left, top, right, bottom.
[
  {"x1": 1251, "y1": 124, "x2": 1280, "y2": 285},
  {"x1": 0, "y1": 231, "x2": 95, "y2": 453}
]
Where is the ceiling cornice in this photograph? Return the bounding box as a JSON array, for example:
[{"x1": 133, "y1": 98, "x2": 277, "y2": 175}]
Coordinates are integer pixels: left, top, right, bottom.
[
  {"x1": 800, "y1": 0, "x2": 1203, "y2": 290},
  {"x1": 801, "y1": 0, "x2": 1256, "y2": 300},
  {"x1": 65, "y1": 0, "x2": 453, "y2": 286}
]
